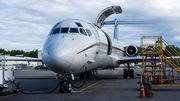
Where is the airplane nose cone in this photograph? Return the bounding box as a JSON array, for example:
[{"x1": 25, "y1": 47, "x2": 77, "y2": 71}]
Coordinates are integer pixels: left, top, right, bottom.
[
  {"x1": 45, "y1": 42, "x2": 74, "y2": 72},
  {"x1": 56, "y1": 43, "x2": 74, "y2": 68}
]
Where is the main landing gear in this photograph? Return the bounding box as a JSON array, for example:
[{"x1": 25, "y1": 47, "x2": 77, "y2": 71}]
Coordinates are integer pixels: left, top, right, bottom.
[{"x1": 123, "y1": 63, "x2": 134, "y2": 78}]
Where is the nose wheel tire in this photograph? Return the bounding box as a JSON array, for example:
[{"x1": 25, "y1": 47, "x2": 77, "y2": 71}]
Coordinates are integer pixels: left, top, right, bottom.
[
  {"x1": 59, "y1": 81, "x2": 72, "y2": 93},
  {"x1": 66, "y1": 82, "x2": 72, "y2": 93},
  {"x1": 59, "y1": 81, "x2": 65, "y2": 93}
]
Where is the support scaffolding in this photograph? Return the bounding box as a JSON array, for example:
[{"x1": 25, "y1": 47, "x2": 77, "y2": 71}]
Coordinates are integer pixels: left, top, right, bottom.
[{"x1": 140, "y1": 36, "x2": 180, "y2": 87}]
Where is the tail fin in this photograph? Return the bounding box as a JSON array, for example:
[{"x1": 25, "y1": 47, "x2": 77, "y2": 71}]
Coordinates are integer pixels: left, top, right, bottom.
[
  {"x1": 114, "y1": 19, "x2": 118, "y2": 40},
  {"x1": 104, "y1": 19, "x2": 153, "y2": 41}
]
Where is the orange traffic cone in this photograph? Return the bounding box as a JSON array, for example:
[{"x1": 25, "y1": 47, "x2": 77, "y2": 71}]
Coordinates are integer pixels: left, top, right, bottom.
[
  {"x1": 113, "y1": 70, "x2": 116, "y2": 75},
  {"x1": 139, "y1": 83, "x2": 146, "y2": 98}
]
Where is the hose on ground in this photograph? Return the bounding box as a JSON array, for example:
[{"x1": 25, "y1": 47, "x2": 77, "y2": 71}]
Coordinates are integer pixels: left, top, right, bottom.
[
  {"x1": 13, "y1": 80, "x2": 62, "y2": 94},
  {"x1": 71, "y1": 67, "x2": 87, "y2": 88}
]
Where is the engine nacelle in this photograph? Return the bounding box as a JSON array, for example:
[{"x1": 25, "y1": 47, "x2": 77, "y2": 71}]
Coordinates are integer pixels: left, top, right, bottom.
[{"x1": 125, "y1": 45, "x2": 138, "y2": 57}]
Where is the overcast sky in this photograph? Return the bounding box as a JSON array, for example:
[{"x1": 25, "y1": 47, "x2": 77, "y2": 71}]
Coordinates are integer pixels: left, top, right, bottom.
[{"x1": 0, "y1": 0, "x2": 180, "y2": 51}]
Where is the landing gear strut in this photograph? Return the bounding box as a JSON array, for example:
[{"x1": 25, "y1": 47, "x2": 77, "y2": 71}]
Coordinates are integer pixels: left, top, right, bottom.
[
  {"x1": 55, "y1": 74, "x2": 59, "y2": 80},
  {"x1": 123, "y1": 63, "x2": 134, "y2": 78}
]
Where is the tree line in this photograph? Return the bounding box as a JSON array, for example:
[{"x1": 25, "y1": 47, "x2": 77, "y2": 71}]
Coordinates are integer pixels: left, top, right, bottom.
[
  {"x1": 0, "y1": 49, "x2": 38, "y2": 58},
  {"x1": 163, "y1": 45, "x2": 180, "y2": 56},
  {"x1": 1, "y1": 45, "x2": 180, "y2": 58}
]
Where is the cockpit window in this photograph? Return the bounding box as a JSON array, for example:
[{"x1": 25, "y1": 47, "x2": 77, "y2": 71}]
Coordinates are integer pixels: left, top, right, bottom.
[
  {"x1": 80, "y1": 28, "x2": 87, "y2": 36},
  {"x1": 47, "y1": 29, "x2": 53, "y2": 36},
  {"x1": 86, "y1": 29, "x2": 92, "y2": 37},
  {"x1": 75, "y1": 22, "x2": 83, "y2": 27},
  {"x1": 70, "y1": 28, "x2": 79, "y2": 33},
  {"x1": 52, "y1": 28, "x2": 60, "y2": 34},
  {"x1": 61, "y1": 28, "x2": 69, "y2": 33},
  {"x1": 53, "y1": 23, "x2": 60, "y2": 28}
]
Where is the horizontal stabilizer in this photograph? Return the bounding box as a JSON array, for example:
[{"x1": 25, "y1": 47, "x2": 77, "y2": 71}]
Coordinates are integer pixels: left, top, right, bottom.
[{"x1": 103, "y1": 20, "x2": 153, "y2": 25}]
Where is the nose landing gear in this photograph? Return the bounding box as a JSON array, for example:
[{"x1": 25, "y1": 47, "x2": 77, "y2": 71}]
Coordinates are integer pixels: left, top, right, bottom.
[
  {"x1": 59, "y1": 81, "x2": 72, "y2": 93},
  {"x1": 59, "y1": 75, "x2": 73, "y2": 93},
  {"x1": 59, "y1": 67, "x2": 87, "y2": 93}
]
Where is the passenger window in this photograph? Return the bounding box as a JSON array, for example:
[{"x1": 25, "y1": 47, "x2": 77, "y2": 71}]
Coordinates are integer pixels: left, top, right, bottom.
[
  {"x1": 52, "y1": 28, "x2": 60, "y2": 34},
  {"x1": 61, "y1": 28, "x2": 69, "y2": 33},
  {"x1": 70, "y1": 28, "x2": 79, "y2": 33},
  {"x1": 75, "y1": 22, "x2": 83, "y2": 27},
  {"x1": 80, "y1": 28, "x2": 87, "y2": 36},
  {"x1": 86, "y1": 29, "x2": 92, "y2": 37}
]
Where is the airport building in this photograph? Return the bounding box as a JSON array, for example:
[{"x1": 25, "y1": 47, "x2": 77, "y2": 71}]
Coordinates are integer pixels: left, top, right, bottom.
[{"x1": 0, "y1": 50, "x2": 42, "y2": 69}]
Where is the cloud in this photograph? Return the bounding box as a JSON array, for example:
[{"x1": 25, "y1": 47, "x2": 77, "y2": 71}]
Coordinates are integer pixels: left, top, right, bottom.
[
  {"x1": 0, "y1": 0, "x2": 180, "y2": 51},
  {"x1": 171, "y1": 36, "x2": 180, "y2": 42}
]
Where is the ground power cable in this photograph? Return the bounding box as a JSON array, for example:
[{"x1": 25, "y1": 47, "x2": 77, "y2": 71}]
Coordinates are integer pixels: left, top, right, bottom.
[
  {"x1": 12, "y1": 67, "x2": 88, "y2": 94},
  {"x1": 13, "y1": 81, "x2": 62, "y2": 94},
  {"x1": 71, "y1": 67, "x2": 87, "y2": 88}
]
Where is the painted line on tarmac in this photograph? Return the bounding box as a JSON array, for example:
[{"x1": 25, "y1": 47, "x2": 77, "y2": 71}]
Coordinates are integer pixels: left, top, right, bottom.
[
  {"x1": 0, "y1": 93, "x2": 18, "y2": 98},
  {"x1": 80, "y1": 79, "x2": 104, "y2": 91},
  {"x1": 80, "y1": 70, "x2": 119, "y2": 91}
]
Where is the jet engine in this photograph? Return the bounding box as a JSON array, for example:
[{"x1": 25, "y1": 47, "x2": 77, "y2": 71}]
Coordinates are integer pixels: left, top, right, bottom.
[{"x1": 125, "y1": 45, "x2": 138, "y2": 57}]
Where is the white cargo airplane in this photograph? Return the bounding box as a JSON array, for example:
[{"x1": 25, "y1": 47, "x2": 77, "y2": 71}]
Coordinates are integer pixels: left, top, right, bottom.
[{"x1": 1, "y1": 6, "x2": 150, "y2": 93}]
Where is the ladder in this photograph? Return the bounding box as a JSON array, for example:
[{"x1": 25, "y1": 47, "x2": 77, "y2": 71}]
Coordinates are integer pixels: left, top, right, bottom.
[{"x1": 140, "y1": 36, "x2": 180, "y2": 86}]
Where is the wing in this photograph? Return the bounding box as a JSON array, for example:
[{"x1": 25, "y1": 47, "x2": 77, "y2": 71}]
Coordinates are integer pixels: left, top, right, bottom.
[
  {"x1": 118, "y1": 56, "x2": 180, "y2": 64},
  {"x1": 118, "y1": 57, "x2": 143, "y2": 64},
  {"x1": 0, "y1": 59, "x2": 42, "y2": 62}
]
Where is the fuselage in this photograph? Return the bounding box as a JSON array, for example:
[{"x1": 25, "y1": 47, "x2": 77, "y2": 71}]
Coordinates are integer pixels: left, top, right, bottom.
[{"x1": 42, "y1": 19, "x2": 124, "y2": 75}]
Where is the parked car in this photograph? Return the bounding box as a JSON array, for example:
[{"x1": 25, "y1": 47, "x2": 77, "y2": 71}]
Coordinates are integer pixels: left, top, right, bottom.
[{"x1": 34, "y1": 65, "x2": 49, "y2": 70}]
